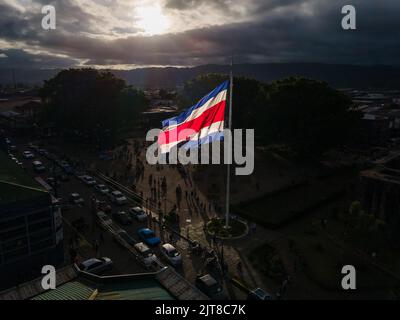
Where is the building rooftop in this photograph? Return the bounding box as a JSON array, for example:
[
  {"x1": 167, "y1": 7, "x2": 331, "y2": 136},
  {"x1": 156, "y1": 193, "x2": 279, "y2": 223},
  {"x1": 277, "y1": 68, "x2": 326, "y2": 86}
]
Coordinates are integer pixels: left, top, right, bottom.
[
  {"x1": 0, "y1": 150, "x2": 48, "y2": 206},
  {"x1": 32, "y1": 277, "x2": 174, "y2": 301},
  {"x1": 0, "y1": 265, "x2": 207, "y2": 300}
]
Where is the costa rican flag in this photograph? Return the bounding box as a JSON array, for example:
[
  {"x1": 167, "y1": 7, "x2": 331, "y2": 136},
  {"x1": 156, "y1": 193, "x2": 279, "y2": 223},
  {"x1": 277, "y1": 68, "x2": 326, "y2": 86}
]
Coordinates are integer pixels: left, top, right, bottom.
[{"x1": 158, "y1": 80, "x2": 228, "y2": 154}]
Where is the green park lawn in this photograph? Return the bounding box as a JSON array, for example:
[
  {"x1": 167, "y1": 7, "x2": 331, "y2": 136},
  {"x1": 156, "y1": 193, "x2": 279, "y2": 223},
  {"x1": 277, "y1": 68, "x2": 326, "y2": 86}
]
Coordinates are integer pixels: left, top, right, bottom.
[{"x1": 233, "y1": 173, "x2": 353, "y2": 228}]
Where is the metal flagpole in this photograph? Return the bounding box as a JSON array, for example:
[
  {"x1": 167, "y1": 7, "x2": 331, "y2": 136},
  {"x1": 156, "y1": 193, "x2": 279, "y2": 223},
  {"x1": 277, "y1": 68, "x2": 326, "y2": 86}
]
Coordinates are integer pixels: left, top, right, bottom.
[{"x1": 225, "y1": 58, "x2": 233, "y2": 229}]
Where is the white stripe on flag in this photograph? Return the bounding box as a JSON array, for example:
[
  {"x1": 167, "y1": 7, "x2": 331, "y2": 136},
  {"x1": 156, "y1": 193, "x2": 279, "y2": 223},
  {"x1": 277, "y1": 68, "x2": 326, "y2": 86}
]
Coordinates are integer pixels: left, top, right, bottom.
[{"x1": 163, "y1": 89, "x2": 227, "y2": 132}]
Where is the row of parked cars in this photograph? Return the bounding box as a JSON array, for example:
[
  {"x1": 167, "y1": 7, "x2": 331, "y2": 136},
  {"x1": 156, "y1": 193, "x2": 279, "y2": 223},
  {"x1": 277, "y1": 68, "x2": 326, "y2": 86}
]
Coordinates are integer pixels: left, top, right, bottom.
[
  {"x1": 74, "y1": 243, "x2": 181, "y2": 275},
  {"x1": 70, "y1": 166, "x2": 184, "y2": 276},
  {"x1": 77, "y1": 174, "x2": 130, "y2": 205},
  {"x1": 95, "y1": 204, "x2": 182, "y2": 268},
  {"x1": 96, "y1": 208, "x2": 183, "y2": 269}
]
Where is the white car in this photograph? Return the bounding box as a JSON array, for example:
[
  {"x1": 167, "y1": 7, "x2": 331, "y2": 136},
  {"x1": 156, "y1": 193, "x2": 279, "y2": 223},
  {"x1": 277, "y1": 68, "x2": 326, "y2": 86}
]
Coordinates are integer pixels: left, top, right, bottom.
[
  {"x1": 129, "y1": 207, "x2": 148, "y2": 222},
  {"x1": 161, "y1": 243, "x2": 182, "y2": 267},
  {"x1": 95, "y1": 184, "x2": 110, "y2": 194},
  {"x1": 82, "y1": 175, "x2": 96, "y2": 186},
  {"x1": 109, "y1": 191, "x2": 128, "y2": 205},
  {"x1": 96, "y1": 211, "x2": 112, "y2": 228},
  {"x1": 23, "y1": 151, "x2": 34, "y2": 159},
  {"x1": 9, "y1": 145, "x2": 17, "y2": 152},
  {"x1": 70, "y1": 193, "x2": 84, "y2": 205},
  {"x1": 32, "y1": 160, "x2": 46, "y2": 172},
  {"x1": 134, "y1": 242, "x2": 157, "y2": 268},
  {"x1": 77, "y1": 257, "x2": 113, "y2": 274}
]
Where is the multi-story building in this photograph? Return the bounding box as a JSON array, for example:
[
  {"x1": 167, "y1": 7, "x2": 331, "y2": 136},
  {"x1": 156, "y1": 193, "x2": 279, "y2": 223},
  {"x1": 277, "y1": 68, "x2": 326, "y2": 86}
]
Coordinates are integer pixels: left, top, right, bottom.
[
  {"x1": 0, "y1": 151, "x2": 64, "y2": 290},
  {"x1": 359, "y1": 153, "x2": 400, "y2": 239}
]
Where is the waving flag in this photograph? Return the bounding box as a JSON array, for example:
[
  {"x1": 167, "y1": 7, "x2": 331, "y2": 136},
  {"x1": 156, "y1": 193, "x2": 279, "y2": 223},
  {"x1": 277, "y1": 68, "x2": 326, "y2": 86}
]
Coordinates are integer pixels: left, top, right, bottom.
[{"x1": 158, "y1": 80, "x2": 228, "y2": 153}]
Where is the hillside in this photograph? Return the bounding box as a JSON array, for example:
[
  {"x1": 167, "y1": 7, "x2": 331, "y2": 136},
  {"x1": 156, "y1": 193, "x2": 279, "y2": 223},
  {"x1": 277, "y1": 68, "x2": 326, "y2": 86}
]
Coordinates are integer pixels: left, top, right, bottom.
[{"x1": 1, "y1": 63, "x2": 400, "y2": 89}]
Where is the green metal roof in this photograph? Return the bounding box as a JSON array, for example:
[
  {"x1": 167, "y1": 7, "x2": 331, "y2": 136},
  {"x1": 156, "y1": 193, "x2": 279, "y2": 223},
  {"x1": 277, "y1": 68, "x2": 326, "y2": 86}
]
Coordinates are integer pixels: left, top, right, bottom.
[
  {"x1": 31, "y1": 278, "x2": 174, "y2": 300},
  {"x1": 32, "y1": 281, "x2": 96, "y2": 300},
  {"x1": 96, "y1": 279, "x2": 174, "y2": 300}
]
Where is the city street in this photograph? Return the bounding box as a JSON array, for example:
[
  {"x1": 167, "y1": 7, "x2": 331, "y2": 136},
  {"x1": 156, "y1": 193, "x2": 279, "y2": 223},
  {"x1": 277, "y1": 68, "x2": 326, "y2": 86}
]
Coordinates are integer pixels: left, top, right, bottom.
[{"x1": 6, "y1": 136, "x2": 230, "y2": 297}]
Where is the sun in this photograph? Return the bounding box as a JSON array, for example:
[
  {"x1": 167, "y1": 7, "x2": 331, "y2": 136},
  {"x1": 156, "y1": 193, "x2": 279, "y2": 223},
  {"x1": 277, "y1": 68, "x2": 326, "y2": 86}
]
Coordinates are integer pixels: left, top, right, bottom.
[{"x1": 135, "y1": 5, "x2": 170, "y2": 35}]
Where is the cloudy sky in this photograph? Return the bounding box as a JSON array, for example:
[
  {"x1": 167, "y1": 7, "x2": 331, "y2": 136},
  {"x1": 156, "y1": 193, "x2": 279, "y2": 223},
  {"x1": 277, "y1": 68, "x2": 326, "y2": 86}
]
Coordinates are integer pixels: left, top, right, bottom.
[{"x1": 0, "y1": 0, "x2": 399, "y2": 69}]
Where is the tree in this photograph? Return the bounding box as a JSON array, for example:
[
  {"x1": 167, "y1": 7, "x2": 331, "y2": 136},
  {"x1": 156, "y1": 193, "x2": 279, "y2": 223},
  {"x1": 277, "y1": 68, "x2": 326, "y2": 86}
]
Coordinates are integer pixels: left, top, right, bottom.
[
  {"x1": 263, "y1": 77, "x2": 360, "y2": 156},
  {"x1": 39, "y1": 68, "x2": 148, "y2": 143},
  {"x1": 178, "y1": 74, "x2": 361, "y2": 157}
]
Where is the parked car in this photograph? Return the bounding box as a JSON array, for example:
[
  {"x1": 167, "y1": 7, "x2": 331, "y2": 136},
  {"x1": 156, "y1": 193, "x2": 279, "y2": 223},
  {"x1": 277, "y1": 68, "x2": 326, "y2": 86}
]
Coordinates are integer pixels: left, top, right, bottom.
[
  {"x1": 77, "y1": 257, "x2": 113, "y2": 274},
  {"x1": 82, "y1": 175, "x2": 96, "y2": 186},
  {"x1": 114, "y1": 229, "x2": 136, "y2": 247},
  {"x1": 96, "y1": 211, "x2": 112, "y2": 228},
  {"x1": 137, "y1": 228, "x2": 161, "y2": 247},
  {"x1": 112, "y1": 211, "x2": 132, "y2": 226},
  {"x1": 23, "y1": 151, "x2": 34, "y2": 159},
  {"x1": 52, "y1": 197, "x2": 62, "y2": 206},
  {"x1": 195, "y1": 274, "x2": 226, "y2": 300},
  {"x1": 96, "y1": 200, "x2": 112, "y2": 214},
  {"x1": 247, "y1": 288, "x2": 273, "y2": 300},
  {"x1": 129, "y1": 207, "x2": 148, "y2": 222},
  {"x1": 160, "y1": 243, "x2": 182, "y2": 267},
  {"x1": 69, "y1": 193, "x2": 84, "y2": 205},
  {"x1": 109, "y1": 190, "x2": 128, "y2": 205},
  {"x1": 134, "y1": 242, "x2": 157, "y2": 268},
  {"x1": 95, "y1": 184, "x2": 110, "y2": 194},
  {"x1": 32, "y1": 160, "x2": 46, "y2": 172}
]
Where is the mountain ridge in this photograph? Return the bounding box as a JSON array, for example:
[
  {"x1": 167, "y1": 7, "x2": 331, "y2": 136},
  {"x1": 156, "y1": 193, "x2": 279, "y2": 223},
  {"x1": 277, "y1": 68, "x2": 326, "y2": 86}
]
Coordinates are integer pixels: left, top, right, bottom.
[{"x1": 1, "y1": 63, "x2": 400, "y2": 89}]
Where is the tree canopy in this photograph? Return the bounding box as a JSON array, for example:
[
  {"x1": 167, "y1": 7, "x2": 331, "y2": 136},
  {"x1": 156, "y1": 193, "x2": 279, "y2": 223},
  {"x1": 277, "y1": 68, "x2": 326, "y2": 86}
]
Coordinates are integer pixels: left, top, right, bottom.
[
  {"x1": 39, "y1": 68, "x2": 149, "y2": 142},
  {"x1": 179, "y1": 74, "x2": 361, "y2": 156}
]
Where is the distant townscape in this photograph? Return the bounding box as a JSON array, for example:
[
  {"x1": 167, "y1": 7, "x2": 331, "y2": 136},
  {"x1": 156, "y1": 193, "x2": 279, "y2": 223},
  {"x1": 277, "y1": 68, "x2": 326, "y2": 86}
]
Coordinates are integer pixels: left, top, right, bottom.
[{"x1": 1, "y1": 63, "x2": 400, "y2": 89}]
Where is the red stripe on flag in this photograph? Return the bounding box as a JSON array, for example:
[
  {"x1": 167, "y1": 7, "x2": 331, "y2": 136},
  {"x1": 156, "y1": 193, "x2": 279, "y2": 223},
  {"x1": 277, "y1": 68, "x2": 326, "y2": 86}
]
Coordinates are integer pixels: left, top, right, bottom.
[{"x1": 158, "y1": 100, "x2": 226, "y2": 146}]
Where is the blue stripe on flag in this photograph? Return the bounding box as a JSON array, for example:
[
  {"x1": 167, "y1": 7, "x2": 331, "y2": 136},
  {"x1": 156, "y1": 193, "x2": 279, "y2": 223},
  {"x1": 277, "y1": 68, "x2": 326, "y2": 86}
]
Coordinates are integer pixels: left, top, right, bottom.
[{"x1": 181, "y1": 131, "x2": 224, "y2": 150}]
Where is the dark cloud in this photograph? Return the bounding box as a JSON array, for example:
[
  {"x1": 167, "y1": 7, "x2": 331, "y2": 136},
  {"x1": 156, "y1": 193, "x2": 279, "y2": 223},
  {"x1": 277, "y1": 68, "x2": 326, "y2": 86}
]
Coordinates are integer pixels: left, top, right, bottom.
[
  {"x1": 0, "y1": 0, "x2": 399, "y2": 69},
  {"x1": 0, "y1": 48, "x2": 78, "y2": 69}
]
